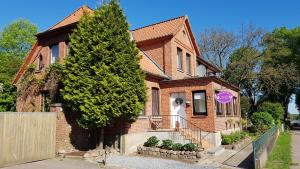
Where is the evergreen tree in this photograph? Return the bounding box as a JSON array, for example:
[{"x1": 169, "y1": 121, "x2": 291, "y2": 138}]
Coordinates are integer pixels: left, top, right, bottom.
[{"x1": 61, "y1": 0, "x2": 147, "y2": 129}]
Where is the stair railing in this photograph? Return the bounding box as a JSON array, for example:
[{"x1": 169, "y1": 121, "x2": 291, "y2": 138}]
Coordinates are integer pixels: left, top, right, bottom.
[{"x1": 148, "y1": 115, "x2": 203, "y2": 146}]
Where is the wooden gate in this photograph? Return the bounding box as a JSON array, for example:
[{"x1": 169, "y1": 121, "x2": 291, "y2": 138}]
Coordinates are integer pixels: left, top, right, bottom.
[{"x1": 0, "y1": 112, "x2": 56, "y2": 168}]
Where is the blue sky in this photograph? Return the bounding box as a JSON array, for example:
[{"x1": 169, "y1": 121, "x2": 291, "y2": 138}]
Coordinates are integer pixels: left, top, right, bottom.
[{"x1": 0, "y1": 0, "x2": 299, "y2": 113}]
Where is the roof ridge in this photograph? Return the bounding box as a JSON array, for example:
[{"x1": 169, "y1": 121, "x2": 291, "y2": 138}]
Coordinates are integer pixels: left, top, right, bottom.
[
  {"x1": 131, "y1": 15, "x2": 186, "y2": 31},
  {"x1": 48, "y1": 5, "x2": 93, "y2": 31}
]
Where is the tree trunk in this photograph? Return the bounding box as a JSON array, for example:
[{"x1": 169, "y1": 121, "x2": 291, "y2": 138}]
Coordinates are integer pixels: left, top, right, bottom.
[{"x1": 90, "y1": 128, "x2": 104, "y2": 149}]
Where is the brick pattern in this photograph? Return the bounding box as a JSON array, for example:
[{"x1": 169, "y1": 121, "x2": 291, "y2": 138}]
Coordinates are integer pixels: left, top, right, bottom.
[{"x1": 51, "y1": 105, "x2": 92, "y2": 152}]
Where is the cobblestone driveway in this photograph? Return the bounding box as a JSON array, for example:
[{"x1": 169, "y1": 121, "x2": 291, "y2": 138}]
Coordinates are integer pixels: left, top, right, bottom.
[
  {"x1": 106, "y1": 155, "x2": 217, "y2": 169},
  {"x1": 3, "y1": 156, "x2": 217, "y2": 169}
]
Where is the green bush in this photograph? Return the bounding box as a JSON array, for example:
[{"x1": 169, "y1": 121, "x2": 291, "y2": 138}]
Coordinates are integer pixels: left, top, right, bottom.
[
  {"x1": 144, "y1": 136, "x2": 159, "y2": 147},
  {"x1": 161, "y1": 139, "x2": 173, "y2": 150},
  {"x1": 258, "y1": 102, "x2": 284, "y2": 124},
  {"x1": 172, "y1": 143, "x2": 183, "y2": 151},
  {"x1": 182, "y1": 143, "x2": 198, "y2": 151},
  {"x1": 251, "y1": 112, "x2": 274, "y2": 133},
  {"x1": 221, "y1": 131, "x2": 248, "y2": 145}
]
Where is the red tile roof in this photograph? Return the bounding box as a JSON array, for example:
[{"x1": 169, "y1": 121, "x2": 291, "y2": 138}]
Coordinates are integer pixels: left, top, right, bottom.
[
  {"x1": 49, "y1": 5, "x2": 93, "y2": 31},
  {"x1": 131, "y1": 16, "x2": 186, "y2": 43}
]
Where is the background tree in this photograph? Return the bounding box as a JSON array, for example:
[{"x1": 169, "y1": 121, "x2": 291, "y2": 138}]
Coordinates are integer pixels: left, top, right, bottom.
[
  {"x1": 258, "y1": 102, "x2": 284, "y2": 124},
  {"x1": 224, "y1": 47, "x2": 261, "y2": 113},
  {"x1": 61, "y1": 0, "x2": 147, "y2": 130},
  {"x1": 0, "y1": 19, "x2": 37, "y2": 58},
  {"x1": 260, "y1": 27, "x2": 300, "y2": 119},
  {"x1": 0, "y1": 19, "x2": 37, "y2": 111},
  {"x1": 224, "y1": 25, "x2": 265, "y2": 114},
  {"x1": 198, "y1": 28, "x2": 237, "y2": 71}
]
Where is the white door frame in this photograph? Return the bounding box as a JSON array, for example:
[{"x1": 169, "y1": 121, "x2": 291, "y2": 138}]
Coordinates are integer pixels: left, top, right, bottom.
[{"x1": 170, "y1": 92, "x2": 186, "y2": 128}]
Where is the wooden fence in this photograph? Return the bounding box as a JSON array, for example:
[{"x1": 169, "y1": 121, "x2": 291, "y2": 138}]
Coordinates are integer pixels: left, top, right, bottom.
[{"x1": 0, "y1": 112, "x2": 56, "y2": 168}]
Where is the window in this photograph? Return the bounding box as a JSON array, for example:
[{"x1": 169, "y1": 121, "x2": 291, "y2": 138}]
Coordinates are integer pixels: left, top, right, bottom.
[
  {"x1": 37, "y1": 55, "x2": 43, "y2": 71},
  {"x1": 50, "y1": 44, "x2": 59, "y2": 64},
  {"x1": 215, "y1": 91, "x2": 222, "y2": 116},
  {"x1": 226, "y1": 101, "x2": 233, "y2": 116},
  {"x1": 233, "y1": 97, "x2": 237, "y2": 115},
  {"x1": 177, "y1": 47, "x2": 183, "y2": 71},
  {"x1": 186, "y1": 53, "x2": 191, "y2": 74},
  {"x1": 152, "y1": 88, "x2": 160, "y2": 115},
  {"x1": 192, "y1": 91, "x2": 207, "y2": 115},
  {"x1": 183, "y1": 30, "x2": 186, "y2": 38},
  {"x1": 41, "y1": 92, "x2": 51, "y2": 112}
]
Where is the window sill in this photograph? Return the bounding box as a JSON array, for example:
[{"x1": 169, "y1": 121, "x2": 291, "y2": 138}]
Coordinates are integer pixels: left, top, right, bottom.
[
  {"x1": 138, "y1": 116, "x2": 148, "y2": 119},
  {"x1": 177, "y1": 69, "x2": 184, "y2": 73},
  {"x1": 192, "y1": 115, "x2": 207, "y2": 118},
  {"x1": 216, "y1": 115, "x2": 226, "y2": 117}
]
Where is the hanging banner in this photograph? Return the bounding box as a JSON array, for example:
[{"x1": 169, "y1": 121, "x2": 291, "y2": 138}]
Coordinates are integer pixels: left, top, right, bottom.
[{"x1": 216, "y1": 91, "x2": 233, "y2": 103}]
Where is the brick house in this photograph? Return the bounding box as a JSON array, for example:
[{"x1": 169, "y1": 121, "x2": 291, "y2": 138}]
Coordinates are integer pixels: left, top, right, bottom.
[{"x1": 13, "y1": 6, "x2": 241, "y2": 154}]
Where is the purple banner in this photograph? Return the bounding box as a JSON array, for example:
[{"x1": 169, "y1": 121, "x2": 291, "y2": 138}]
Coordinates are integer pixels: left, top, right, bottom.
[{"x1": 216, "y1": 91, "x2": 233, "y2": 103}]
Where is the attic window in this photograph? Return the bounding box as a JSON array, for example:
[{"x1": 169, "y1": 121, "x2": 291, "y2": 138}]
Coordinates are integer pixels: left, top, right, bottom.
[{"x1": 183, "y1": 30, "x2": 186, "y2": 38}]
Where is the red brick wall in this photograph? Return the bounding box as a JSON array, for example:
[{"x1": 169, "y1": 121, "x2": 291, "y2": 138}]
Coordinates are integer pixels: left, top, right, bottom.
[
  {"x1": 160, "y1": 79, "x2": 216, "y2": 132},
  {"x1": 160, "y1": 79, "x2": 241, "y2": 132},
  {"x1": 51, "y1": 105, "x2": 92, "y2": 152}
]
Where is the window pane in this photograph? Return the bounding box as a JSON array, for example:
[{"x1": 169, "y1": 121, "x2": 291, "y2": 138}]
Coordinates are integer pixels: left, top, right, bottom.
[
  {"x1": 193, "y1": 91, "x2": 207, "y2": 115},
  {"x1": 186, "y1": 53, "x2": 191, "y2": 74},
  {"x1": 177, "y1": 48, "x2": 182, "y2": 70},
  {"x1": 51, "y1": 44, "x2": 59, "y2": 63}
]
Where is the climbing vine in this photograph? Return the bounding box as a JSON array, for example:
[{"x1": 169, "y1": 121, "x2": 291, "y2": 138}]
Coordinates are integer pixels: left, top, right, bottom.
[{"x1": 18, "y1": 63, "x2": 64, "y2": 111}]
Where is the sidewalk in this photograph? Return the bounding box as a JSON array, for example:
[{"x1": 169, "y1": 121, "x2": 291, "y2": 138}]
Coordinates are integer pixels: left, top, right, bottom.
[{"x1": 291, "y1": 130, "x2": 300, "y2": 169}]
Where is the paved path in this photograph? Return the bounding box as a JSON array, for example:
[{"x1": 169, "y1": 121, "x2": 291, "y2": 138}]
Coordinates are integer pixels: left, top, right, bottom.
[
  {"x1": 2, "y1": 156, "x2": 216, "y2": 169},
  {"x1": 106, "y1": 155, "x2": 217, "y2": 169},
  {"x1": 291, "y1": 130, "x2": 300, "y2": 169},
  {"x1": 2, "y1": 158, "x2": 101, "y2": 169}
]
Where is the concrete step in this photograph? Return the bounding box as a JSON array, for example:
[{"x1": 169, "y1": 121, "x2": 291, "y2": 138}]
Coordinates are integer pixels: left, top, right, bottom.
[{"x1": 207, "y1": 146, "x2": 225, "y2": 156}]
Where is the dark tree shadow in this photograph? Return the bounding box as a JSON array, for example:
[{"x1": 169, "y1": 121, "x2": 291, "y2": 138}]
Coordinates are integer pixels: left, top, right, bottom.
[{"x1": 237, "y1": 152, "x2": 254, "y2": 169}]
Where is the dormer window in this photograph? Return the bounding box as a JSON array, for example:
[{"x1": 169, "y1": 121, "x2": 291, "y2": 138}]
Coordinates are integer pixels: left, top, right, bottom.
[{"x1": 50, "y1": 44, "x2": 59, "y2": 64}]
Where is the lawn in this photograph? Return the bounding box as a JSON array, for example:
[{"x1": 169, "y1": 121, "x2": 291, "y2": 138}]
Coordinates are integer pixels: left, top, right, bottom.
[{"x1": 265, "y1": 132, "x2": 291, "y2": 169}]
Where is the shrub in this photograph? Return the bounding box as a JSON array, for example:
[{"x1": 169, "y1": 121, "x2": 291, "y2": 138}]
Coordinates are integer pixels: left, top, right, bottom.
[
  {"x1": 221, "y1": 131, "x2": 248, "y2": 145},
  {"x1": 172, "y1": 143, "x2": 183, "y2": 151},
  {"x1": 258, "y1": 102, "x2": 284, "y2": 124},
  {"x1": 144, "y1": 136, "x2": 159, "y2": 147},
  {"x1": 251, "y1": 112, "x2": 274, "y2": 133},
  {"x1": 161, "y1": 139, "x2": 173, "y2": 150},
  {"x1": 182, "y1": 143, "x2": 198, "y2": 151}
]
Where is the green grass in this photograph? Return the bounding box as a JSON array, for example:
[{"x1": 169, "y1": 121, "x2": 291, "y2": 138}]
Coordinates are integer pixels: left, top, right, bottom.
[{"x1": 265, "y1": 132, "x2": 291, "y2": 169}]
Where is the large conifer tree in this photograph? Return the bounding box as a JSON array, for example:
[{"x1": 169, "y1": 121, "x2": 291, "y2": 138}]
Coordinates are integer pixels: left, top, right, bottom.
[{"x1": 61, "y1": 0, "x2": 146, "y2": 129}]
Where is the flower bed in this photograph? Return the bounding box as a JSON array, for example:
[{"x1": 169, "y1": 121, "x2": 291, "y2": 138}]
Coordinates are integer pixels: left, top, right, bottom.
[
  {"x1": 222, "y1": 131, "x2": 252, "y2": 150},
  {"x1": 137, "y1": 146, "x2": 201, "y2": 162},
  {"x1": 137, "y1": 136, "x2": 202, "y2": 162}
]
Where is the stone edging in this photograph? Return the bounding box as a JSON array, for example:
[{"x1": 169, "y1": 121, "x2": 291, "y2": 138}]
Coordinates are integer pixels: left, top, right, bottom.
[{"x1": 137, "y1": 146, "x2": 201, "y2": 162}]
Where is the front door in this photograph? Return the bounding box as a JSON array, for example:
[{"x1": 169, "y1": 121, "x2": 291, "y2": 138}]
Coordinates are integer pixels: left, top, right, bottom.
[
  {"x1": 152, "y1": 88, "x2": 160, "y2": 115},
  {"x1": 170, "y1": 93, "x2": 186, "y2": 128}
]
